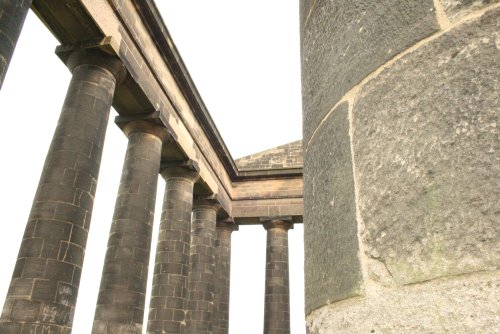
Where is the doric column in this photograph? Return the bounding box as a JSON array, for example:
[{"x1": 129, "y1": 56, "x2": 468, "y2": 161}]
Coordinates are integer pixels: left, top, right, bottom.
[
  {"x1": 186, "y1": 198, "x2": 220, "y2": 333},
  {"x1": 92, "y1": 120, "x2": 168, "y2": 333},
  {"x1": 147, "y1": 163, "x2": 199, "y2": 334},
  {"x1": 263, "y1": 219, "x2": 293, "y2": 334},
  {"x1": 0, "y1": 48, "x2": 125, "y2": 334},
  {"x1": 0, "y1": 0, "x2": 32, "y2": 89},
  {"x1": 212, "y1": 218, "x2": 238, "y2": 334}
]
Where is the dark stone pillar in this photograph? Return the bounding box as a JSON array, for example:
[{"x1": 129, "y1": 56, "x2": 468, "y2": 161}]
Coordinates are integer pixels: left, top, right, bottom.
[
  {"x1": 186, "y1": 198, "x2": 220, "y2": 334},
  {"x1": 263, "y1": 219, "x2": 293, "y2": 334},
  {"x1": 92, "y1": 121, "x2": 168, "y2": 334},
  {"x1": 147, "y1": 165, "x2": 199, "y2": 334},
  {"x1": 0, "y1": 0, "x2": 32, "y2": 89},
  {"x1": 0, "y1": 49, "x2": 125, "y2": 334},
  {"x1": 212, "y1": 219, "x2": 238, "y2": 334}
]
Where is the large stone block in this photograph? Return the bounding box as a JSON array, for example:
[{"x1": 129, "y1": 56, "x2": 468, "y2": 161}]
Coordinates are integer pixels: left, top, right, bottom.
[
  {"x1": 352, "y1": 8, "x2": 500, "y2": 285},
  {"x1": 304, "y1": 102, "x2": 362, "y2": 314},
  {"x1": 301, "y1": 0, "x2": 439, "y2": 143},
  {"x1": 440, "y1": 0, "x2": 500, "y2": 21}
]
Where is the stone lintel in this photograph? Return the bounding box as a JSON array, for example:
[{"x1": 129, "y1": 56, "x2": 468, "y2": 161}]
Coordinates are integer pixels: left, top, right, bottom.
[
  {"x1": 217, "y1": 218, "x2": 239, "y2": 232},
  {"x1": 160, "y1": 159, "x2": 200, "y2": 182},
  {"x1": 261, "y1": 217, "x2": 294, "y2": 230},
  {"x1": 115, "y1": 111, "x2": 171, "y2": 141},
  {"x1": 236, "y1": 216, "x2": 303, "y2": 225},
  {"x1": 55, "y1": 37, "x2": 126, "y2": 83},
  {"x1": 232, "y1": 197, "x2": 303, "y2": 221}
]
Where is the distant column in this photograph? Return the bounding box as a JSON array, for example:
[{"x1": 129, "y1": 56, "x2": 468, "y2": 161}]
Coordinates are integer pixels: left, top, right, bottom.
[
  {"x1": 0, "y1": 48, "x2": 125, "y2": 333},
  {"x1": 147, "y1": 164, "x2": 199, "y2": 334},
  {"x1": 263, "y1": 219, "x2": 293, "y2": 334},
  {"x1": 212, "y1": 219, "x2": 238, "y2": 334},
  {"x1": 0, "y1": 0, "x2": 32, "y2": 89},
  {"x1": 186, "y1": 198, "x2": 220, "y2": 333},
  {"x1": 92, "y1": 120, "x2": 168, "y2": 334}
]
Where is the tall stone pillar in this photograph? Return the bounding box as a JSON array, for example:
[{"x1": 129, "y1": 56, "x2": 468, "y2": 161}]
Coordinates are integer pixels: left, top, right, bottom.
[
  {"x1": 92, "y1": 120, "x2": 168, "y2": 334},
  {"x1": 0, "y1": 0, "x2": 32, "y2": 89},
  {"x1": 301, "y1": 1, "x2": 500, "y2": 333},
  {"x1": 147, "y1": 164, "x2": 199, "y2": 334},
  {"x1": 0, "y1": 48, "x2": 125, "y2": 334},
  {"x1": 186, "y1": 198, "x2": 220, "y2": 333},
  {"x1": 263, "y1": 219, "x2": 293, "y2": 334},
  {"x1": 212, "y1": 219, "x2": 238, "y2": 334}
]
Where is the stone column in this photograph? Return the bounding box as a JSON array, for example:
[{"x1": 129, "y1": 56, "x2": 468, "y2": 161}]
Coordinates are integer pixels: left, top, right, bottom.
[
  {"x1": 0, "y1": 0, "x2": 32, "y2": 89},
  {"x1": 0, "y1": 48, "x2": 125, "y2": 334},
  {"x1": 212, "y1": 219, "x2": 238, "y2": 334},
  {"x1": 186, "y1": 198, "x2": 220, "y2": 334},
  {"x1": 147, "y1": 164, "x2": 199, "y2": 334},
  {"x1": 92, "y1": 120, "x2": 168, "y2": 334},
  {"x1": 263, "y1": 219, "x2": 293, "y2": 334},
  {"x1": 301, "y1": 2, "x2": 499, "y2": 333}
]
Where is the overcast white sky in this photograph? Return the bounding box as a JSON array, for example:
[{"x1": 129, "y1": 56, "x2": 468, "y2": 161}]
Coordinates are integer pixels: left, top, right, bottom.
[{"x1": 0, "y1": 2, "x2": 304, "y2": 333}]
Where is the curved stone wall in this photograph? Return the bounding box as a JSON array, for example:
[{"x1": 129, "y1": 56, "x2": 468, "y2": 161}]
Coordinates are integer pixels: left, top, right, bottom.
[{"x1": 301, "y1": 1, "x2": 500, "y2": 332}]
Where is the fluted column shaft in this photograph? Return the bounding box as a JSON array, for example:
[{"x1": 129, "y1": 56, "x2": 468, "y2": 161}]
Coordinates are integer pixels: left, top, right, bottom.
[
  {"x1": 93, "y1": 122, "x2": 166, "y2": 334},
  {"x1": 263, "y1": 220, "x2": 293, "y2": 334},
  {"x1": 147, "y1": 167, "x2": 198, "y2": 334},
  {"x1": 186, "y1": 200, "x2": 219, "y2": 334},
  {"x1": 0, "y1": 49, "x2": 124, "y2": 334},
  {"x1": 212, "y1": 220, "x2": 238, "y2": 334},
  {"x1": 0, "y1": 0, "x2": 32, "y2": 89}
]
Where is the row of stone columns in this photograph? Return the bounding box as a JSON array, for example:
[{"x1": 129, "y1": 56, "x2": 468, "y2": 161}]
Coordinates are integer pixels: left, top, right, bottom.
[
  {"x1": 0, "y1": 41, "x2": 240, "y2": 332},
  {"x1": 0, "y1": 4, "x2": 295, "y2": 332}
]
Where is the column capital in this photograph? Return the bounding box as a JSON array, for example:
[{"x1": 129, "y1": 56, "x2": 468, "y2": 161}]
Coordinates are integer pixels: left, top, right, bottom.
[
  {"x1": 56, "y1": 37, "x2": 127, "y2": 84},
  {"x1": 194, "y1": 194, "x2": 222, "y2": 213},
  {"x1": 160, "y1": 159, "x2": 200, "y2": 182},
  {"x1": 217, "y1": 218, "x2": 239, "y2": 232},
  {"x1": 261, "y1": 217, "x2": 294, "y2": 231},
  {"x1": 115, "y1": 113, "x2": 171, "y2": 141}
]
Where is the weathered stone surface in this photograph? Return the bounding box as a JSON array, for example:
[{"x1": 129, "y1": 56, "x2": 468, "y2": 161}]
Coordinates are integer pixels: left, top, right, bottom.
[
  {"x1": 148, "y1": 167, "x2": 198, "y2": 334},
  {"x1": 0, "y1": 54, "x2": 120, "y2": 333},
  {"x1": 440, "y1": 0, "x2": 500, "y2": 21},
  {"x1": 301, "y1": 0, "x2": 439, "y2": 143},
  {"x1": 186, "y1": 200, "x2": 219, "y2": 333},
  {"x1": 212, "y1": 221, "x2": 237, "y2": 334},
  {"x1": 304, "y1": 102, "x2": 362, "y2": 314},
  {"x1": 93, "y1": 128, "x2": 163, "y2": 334},
  {"x1": 235, "y1": 140, "x2": 303, "y2": 171},
  {"x1": 0, "y1": 0, "x2": 32, "y2": 89},
  {"x1": 306, "y1": 271, "x2": 500, "y2": 334},
  {"x1": 299, "y1": 0, "x2": 313, "y2": 27},
  {"x1": 352, "y1": 8, "x2": 500, "y2": 285},
  {"x1": 232, "y1": 197, "x2": 303, "y2": 225},
  {"x1": 263, "y1": 220, "x2": 293, "y2": 334}
]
